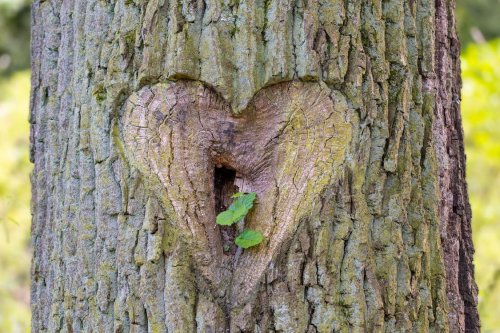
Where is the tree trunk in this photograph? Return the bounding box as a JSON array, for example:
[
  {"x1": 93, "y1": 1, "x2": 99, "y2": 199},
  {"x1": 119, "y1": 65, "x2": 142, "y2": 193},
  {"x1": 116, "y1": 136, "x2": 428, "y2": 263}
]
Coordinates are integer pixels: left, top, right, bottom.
[{"x1": 30, "y1": 0, "x2": 479, "y2": 332}]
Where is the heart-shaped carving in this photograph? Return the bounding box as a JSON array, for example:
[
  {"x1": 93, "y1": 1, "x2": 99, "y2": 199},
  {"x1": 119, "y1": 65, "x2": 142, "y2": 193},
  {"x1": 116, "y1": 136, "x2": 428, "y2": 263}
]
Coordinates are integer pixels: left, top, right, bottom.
[{"x1": 121, "y1": 80, "x2": 351, "y2": 308}]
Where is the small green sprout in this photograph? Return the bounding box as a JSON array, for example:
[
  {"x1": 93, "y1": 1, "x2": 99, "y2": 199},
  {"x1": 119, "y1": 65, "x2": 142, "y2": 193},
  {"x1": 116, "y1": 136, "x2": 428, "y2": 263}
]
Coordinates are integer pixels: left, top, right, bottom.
[
  {"x1": 216, "y1": 191, "x2": 263, "y2": 249},
  {"x1": 235, "y1": 229, "x2": 264, "y2": 249},
  {"x1": 216, "y1": 192, "x2": 256, "y2": 226}
]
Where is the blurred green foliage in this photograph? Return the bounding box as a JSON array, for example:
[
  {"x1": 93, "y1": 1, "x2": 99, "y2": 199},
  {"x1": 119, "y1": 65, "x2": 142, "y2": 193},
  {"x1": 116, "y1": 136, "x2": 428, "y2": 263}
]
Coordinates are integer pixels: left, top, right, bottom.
[
  {"x1": 461, "y1": 39, "x2": 500, "y2": 332},
  {"x1": 0, "y1": 0, "x2": 31, "y2": 74},
  {"x1": 0, "y1": 71, "x2": 31, "y2": 333},
  {"x1": 457, "y1": 0, "x2": 500, "y2": 46}
]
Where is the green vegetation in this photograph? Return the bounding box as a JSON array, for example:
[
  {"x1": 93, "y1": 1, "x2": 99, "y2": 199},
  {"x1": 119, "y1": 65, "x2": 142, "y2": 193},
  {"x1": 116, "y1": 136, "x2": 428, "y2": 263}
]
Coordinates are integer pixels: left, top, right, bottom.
[
  {"x1": 0, "y1": 0, "x2": 31, "y2": 74},
  {"x1": 461, "y1": 39, "x2": 500, "y2": 332},
  {"x1": 234, "y1": 229, "x2": 264, "y2": 249},
  {"x1": 216, "y1": 192, "x2": 257, "y2": 226},
  {"x1": 0, "y1": 70, "x2": 31, "y2": 333},
  {"x1": 216, "y1": 192, "x2": 264, "y2": 248},
  {"x1": 457, "y1": 0, "x2": 500, "y2": 46}
]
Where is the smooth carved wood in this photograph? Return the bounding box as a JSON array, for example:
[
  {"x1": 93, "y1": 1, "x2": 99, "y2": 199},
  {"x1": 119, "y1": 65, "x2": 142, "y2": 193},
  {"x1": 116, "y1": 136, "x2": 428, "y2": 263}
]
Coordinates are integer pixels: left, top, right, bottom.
[{"x1": 122, "y1": 80, "x2": 351, "y2": 325}]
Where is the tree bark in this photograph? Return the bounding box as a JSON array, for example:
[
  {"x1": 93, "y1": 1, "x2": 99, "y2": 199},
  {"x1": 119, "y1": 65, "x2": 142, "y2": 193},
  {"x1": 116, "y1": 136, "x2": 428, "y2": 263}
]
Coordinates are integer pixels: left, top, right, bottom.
[{"x1": 30, "y1": 0, "x2": 479, "y2": 332}]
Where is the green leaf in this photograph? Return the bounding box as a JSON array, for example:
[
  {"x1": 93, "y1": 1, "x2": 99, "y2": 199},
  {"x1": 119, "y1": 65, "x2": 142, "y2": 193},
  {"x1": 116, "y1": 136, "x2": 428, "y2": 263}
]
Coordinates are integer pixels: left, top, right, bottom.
[
  {"x1": 231, "y1": 192, "x2": 244, "y2": 198},
  {"x1": 216, "y1": 210, "x2": 235, "y2": 226},
  {"x1": 235, "y1": 229, "x2": 264, "y2": 249},
  {"x1": 229, "y1": 192, "x2": 256, "y2": 216},
  {"x1": 216, "y1": 192, "x2": 257, "y2": 226}
]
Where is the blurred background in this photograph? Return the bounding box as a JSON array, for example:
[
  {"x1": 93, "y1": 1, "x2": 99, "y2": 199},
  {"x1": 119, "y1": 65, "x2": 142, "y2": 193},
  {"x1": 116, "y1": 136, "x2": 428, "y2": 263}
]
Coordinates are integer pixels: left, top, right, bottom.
[{"x1": 0, "y1": 0, "x2": 499, "y2": 331}]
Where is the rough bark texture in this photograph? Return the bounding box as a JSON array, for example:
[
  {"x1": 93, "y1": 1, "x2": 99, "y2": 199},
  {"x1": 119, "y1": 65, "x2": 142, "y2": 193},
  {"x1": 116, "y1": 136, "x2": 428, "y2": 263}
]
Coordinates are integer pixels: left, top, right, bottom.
[
  {"x1": 30, "y1": 0, "x2": 479, "y2": 332},
  {"x1": 432, "y1": 1, "x2": 479, "y2": 331}
]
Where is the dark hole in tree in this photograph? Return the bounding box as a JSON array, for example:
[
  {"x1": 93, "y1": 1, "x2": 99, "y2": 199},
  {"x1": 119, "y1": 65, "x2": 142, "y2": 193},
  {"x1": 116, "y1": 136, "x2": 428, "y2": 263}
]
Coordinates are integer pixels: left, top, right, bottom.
[{"x1": 214, "y1": 166, "x2": 239, "y2": 255}]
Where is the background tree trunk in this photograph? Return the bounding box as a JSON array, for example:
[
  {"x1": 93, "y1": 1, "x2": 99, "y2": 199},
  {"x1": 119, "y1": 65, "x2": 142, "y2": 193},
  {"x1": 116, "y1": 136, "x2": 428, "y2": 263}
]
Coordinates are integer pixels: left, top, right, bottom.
[{"x1": 30, "y1": 0, "x2": 479, "y2": 332}]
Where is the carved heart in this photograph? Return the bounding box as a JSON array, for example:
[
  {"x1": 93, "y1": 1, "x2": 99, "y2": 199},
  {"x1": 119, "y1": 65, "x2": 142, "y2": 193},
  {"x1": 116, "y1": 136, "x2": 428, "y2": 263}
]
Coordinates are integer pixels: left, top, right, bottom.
[{"x1": 122, "y1": 80, "x2": 351, "y2": 307}]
